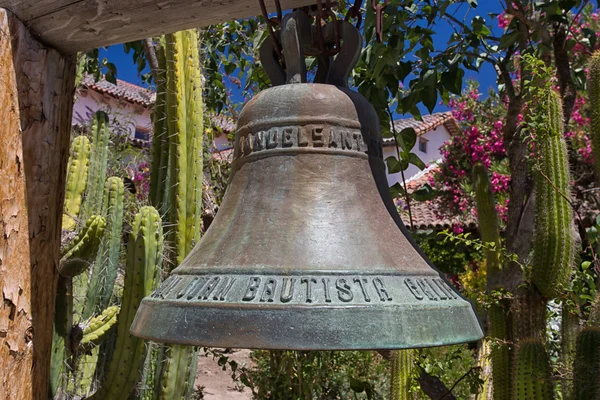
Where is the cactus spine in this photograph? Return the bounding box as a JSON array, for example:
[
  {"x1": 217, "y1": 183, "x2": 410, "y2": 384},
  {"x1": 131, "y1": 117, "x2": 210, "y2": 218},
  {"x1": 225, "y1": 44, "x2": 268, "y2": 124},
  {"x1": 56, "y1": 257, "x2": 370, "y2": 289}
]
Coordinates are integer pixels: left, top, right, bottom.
[
  {"x1": 149, "y1": 29, "x2": 204, "y2": 400},
  {"x1": 150, "y1": 37, "x2": 171, "y2": 213},
  {"x1": 63, "y1": 135, "x2": 91, "y2": 230},
  {"x1": 84, "y1": 177, "x2": 125, "y2": 319},
  {"x1": 573, "y1": 327, "x2": 600, "y2": 400},
  {"x1": 89, "y1": 206, "x2": 163, "y2": 400},
  {"x1": 60, "y1": 215, "x2": 106, "y2": 278},
  {"x1": 472, "y1": 163, "x2": 510, "y2": 400},
  {"x1": 512, "y1": 339, "x2": 554, "y2": 400},
  {"x1": 530, "y1": 90, "x2": 575, "y2": 299},
  {"x1": 390, "y1": 350, "x2": 412, "y2": 400},
  {"x1": 83, "y1": 111, "x2": 110, "y2": 220},
  {"x1": 588, "y1": 51, "x2": 600, "y2": 183},
  {"x1": 80, "y1": 305, "x2": 120, "y2": 351}
]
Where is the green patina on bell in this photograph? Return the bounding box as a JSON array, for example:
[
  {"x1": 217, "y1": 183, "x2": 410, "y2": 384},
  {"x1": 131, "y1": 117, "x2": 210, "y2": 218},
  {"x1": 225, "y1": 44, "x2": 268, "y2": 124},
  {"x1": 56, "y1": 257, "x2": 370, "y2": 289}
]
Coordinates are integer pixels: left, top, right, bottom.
[{"x1": 131, "y1": 11, "x2": 483, "y2": 350}]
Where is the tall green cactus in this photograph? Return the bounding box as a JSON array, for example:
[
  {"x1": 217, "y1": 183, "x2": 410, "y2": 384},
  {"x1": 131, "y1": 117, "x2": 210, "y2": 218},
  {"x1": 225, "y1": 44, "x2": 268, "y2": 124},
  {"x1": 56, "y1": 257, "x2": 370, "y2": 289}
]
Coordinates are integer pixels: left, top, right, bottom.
[
  {"x1": 472, "y1": 162, "x2": 510, "y2": 400},
  {"x1": 588, "y1": 50, "x2": 600, "y2": 183},
  {"x1": 84, "y1": 177, "x2": 125, "y2": 319},
  {"x1": 83, "y1": 111, "x2": 110, "y2": 221},
  {"x1": 150, "y1": 36, "x2": 171, "y2": 213},
  {"x1": 573, "y1": 327, "x2": 600, "y2": 400},
  {"x1": 148, "y1": 29, "x2": 204, "y2": 400},
  {"x1": 89, "y1": 206, "x2": 163, "y2": 400},
  {"x1": 530, "y1": 90, "x2": 575, "y2": 299},
  {"x1": 390, "y1": 350, "x2": 413, "y2": 400},
  {"x1": 561, "y1": 308, "x2": 579, "y2": 400},
  {"x1": 63, "y1": 135, "x2": 91, "y2": 230},
  {"x1": 512, "y1": 339, "x2": 553, "y2": 400}
]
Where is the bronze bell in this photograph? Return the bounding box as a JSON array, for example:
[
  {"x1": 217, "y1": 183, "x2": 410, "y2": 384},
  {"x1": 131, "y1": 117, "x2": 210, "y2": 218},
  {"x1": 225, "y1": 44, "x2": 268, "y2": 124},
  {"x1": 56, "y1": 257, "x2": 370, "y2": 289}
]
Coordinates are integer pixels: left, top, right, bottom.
[{"x1": 131, "y1": 12, "x2": 483, "y2": 350}]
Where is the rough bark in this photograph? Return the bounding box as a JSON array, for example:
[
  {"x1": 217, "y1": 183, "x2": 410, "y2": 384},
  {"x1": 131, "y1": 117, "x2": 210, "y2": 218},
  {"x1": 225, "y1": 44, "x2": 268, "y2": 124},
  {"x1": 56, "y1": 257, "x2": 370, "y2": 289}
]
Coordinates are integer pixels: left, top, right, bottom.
[{"x1": 0, "y1": 8, "x2": 75, "y2": 400}]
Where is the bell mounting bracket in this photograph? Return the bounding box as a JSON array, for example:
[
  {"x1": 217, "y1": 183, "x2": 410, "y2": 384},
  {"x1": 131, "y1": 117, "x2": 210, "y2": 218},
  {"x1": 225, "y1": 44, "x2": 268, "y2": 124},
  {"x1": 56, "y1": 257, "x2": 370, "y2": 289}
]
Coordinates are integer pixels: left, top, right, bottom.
[{"x1": 259, "y1": 9, "x2": 362, "y2": 88}]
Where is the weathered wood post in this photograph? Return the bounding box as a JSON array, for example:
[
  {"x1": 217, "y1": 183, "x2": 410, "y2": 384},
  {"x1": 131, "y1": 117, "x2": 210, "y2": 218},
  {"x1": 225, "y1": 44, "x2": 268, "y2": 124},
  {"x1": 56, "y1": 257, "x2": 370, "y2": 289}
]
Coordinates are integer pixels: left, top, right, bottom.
[{"x1": 0, "y1": 9, "x2": 75, "y2": 400}]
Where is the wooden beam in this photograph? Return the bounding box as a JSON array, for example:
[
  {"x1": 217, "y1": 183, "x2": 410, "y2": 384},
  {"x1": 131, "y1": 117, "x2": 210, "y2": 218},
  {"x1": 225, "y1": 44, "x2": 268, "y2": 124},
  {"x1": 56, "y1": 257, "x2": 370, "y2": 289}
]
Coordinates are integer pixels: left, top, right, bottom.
[
  {"x1": 0, "y1": 8, "x2": 75, "y2": 400},
  {"x1": 0, "y1": 0, "x2": 316, "y2": 54}
]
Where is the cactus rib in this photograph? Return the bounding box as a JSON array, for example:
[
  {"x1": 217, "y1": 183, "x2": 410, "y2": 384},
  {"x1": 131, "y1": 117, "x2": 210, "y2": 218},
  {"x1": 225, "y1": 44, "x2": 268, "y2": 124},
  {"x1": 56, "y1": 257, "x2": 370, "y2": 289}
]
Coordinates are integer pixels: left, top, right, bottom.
[
  {"x1": 530, "y1": 90, "x2": 575, "y2": 299},
  {"x1": 63, "y1": 135, "x2": 91, "y2": 230},
  {"x1": 84, "y1": 177, "x2": 125, "y2": 319},
  {"x1": 391, "y1": 350, "x2": 413, "y2": 400},
  {"x1": 89, "y1": 206, "x2": 163, "y2": 400},
  {"x1": 512, "y1": 339, "x2": 554, "y2": 400}
]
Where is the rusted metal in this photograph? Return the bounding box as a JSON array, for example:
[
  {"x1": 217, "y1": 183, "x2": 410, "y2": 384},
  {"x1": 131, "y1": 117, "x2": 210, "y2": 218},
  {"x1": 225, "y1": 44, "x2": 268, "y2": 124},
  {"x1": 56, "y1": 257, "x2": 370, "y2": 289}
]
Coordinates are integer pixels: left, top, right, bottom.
[
  {"x1": 131, "y1": 8, "x2": 482, "y2": 350},
  {"x1": 371, "y1": 0, "x2": 388, "y2": 42}
]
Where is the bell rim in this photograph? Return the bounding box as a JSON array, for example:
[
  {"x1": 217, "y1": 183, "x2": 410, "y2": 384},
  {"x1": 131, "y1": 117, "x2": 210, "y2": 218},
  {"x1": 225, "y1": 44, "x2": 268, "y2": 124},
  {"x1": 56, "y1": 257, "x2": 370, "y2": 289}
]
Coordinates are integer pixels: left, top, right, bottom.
[{"x1": 130, "y1": 298, "x2": 483, "y2": 350}]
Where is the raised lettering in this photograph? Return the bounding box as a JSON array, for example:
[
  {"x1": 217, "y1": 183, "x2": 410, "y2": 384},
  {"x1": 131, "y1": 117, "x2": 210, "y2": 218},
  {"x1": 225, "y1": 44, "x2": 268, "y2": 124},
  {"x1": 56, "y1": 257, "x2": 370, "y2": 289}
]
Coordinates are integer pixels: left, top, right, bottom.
[
  {"x1": 213, "y1": 277, "x2": 236, "y2": 301},
  {"x1": 199, "y1": 277, "x2": 221, "y2": 299},
  {"x1": 434, "y1": 278, "x2": 458, "y2": 299},
  {"x1": 322, "y1": 278, "x2": 332, "y2": 303},
  {"x1": 312, "y1": 127, "x2": 324, "y2": 146},
  {"x1": 354, "y1": 132, "x2": 367, "y2": 152},
  {"x1": 328, "y1": 129, "x2": 339, "y2": 148},
  {"x1": 243, "y1": 135, "x2": 253, "y2": 155},
  {"x1": 267, "y1": 128, "x2": 279, "y2": 149},
  {"x1": 186, "y1": 277, "x2": 208, "y2": 300},
  {"x1": 336, "y1": 278, "x2": 353, "y2": 302},
  {"x1": 404, "y1": 278, "x2": 423, "y2": 300},
  {"x1": 242, "y1": 277, "x2": 261, "y2": 301},
  {"x1": 158, "y1": 276, "x2": 184, "y2": 299},
  {"x1": 426, "y1": 279, "x2": 447, "y2": 300},
  {"x1": 282, "y1": 127, "x2": 296, "y2": 147},
  {"x1": 341, "y1": 131, "x2": 353, "y2": 150},
  {"x1": 302, "y1": 277, "x2": 318, "y2": 303},
  {"x1": 373, "y1": 278, "x2": 392, "y2": 301},
  {"x1": 354, "y1": 278, "x2": 371, "y2": 302},
  {"x1": 260, "y1": 278, "x2": 277, "y2": 302},
  {"x1": 280, "y1": 278, "x2": 296, "y2": 303},
  {"x1": 417, "y1": 279, "x2": 437, "y2": 301},
  {"x1": 254, "y1": 131, "x2": 267, "y2": 151},
  {"x1": 298, "y1": 127, "x2": 309, "y2": 146}
]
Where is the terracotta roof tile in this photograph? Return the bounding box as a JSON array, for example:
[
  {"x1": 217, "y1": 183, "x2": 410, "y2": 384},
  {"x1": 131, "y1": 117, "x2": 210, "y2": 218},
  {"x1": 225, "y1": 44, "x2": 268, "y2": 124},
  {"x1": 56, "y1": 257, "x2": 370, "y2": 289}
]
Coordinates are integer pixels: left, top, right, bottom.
[
  {"x1": 82, "y1": 75, "x2": 156, "y2": 107},
  {"x1": 384, "y1": 112, "x2": 460, "y2": 146},
  {"x1": 397, "y1": 165, "x2": 477, "y2": 230},
  {"x1": 211, "y1": 148, "x2": 234, "y2": 163}
]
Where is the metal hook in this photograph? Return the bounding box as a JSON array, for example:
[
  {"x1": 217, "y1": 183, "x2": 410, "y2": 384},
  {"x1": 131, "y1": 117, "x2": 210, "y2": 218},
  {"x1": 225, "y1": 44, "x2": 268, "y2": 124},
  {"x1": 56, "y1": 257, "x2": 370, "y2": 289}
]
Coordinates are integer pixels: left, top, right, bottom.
[{"x1": 323, "y1": 20, "x2": 362, "y2": 88}]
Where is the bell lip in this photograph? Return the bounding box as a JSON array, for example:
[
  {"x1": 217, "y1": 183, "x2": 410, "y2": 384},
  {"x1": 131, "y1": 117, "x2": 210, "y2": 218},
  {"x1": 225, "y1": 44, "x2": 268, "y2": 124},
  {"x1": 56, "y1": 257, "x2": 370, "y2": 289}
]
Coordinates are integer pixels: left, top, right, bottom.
[{"x1": 130, "y1": 298, "x2": 484, "y2": 351}]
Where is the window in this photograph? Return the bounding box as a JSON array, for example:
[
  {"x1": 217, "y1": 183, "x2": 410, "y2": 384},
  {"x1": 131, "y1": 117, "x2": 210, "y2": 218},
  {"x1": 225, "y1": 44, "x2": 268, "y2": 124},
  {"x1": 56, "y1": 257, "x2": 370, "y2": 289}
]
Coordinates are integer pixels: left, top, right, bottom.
[
  {"x1": 134, "y1": 127, "x2": 150, "y2": 141},
  {"x1": 418, "y1": 137, "x2": 428, "y2": 153}
]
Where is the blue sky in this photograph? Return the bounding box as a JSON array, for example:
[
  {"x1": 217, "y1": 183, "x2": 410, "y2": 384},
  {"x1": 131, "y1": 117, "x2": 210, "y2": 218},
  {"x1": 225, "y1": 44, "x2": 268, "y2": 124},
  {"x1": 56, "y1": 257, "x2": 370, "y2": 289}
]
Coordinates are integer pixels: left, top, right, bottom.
[{"x1": 99, "y1": 1, "x2": 504, "y2": 112}]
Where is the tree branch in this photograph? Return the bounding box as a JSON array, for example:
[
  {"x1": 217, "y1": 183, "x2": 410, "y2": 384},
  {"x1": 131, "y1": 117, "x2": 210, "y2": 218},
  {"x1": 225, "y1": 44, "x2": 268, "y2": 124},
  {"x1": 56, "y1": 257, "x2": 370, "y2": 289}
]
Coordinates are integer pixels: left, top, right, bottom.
[
  {"x1": 553, "y1": 24, "x2": 577, "y2": 124},
  {"x1": 142, "y1": 38, "x2": 160, "y2": 83}
]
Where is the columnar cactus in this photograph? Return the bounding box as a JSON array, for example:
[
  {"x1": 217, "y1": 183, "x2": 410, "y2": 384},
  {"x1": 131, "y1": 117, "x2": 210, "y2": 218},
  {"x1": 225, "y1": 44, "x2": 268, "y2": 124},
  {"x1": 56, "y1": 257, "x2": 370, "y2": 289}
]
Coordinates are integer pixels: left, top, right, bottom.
[
  {"x1": 390, "y1": 350, "x2": 413, "y2": 400},
  {"x1": 472, "y1": 163, "x2": 510, "y2": 400},
  {"x1": 530, "y1": 90, "x2": 575, "y2": 299},
  {"x1": 573, "y1": 327, "x2": 600, "y2": 400},
  {"x1": 84, "y1": 176, "x2": 125, "y2": 319},
  {"x1": 512, "y1": 339, "x2": 553, "y2": 400},
  {"x1": 59, "y1": 215, "x2": 106, "y2": 278},
  {"x1": 89, "y1": 206, "x2": 163, "y2": 400},
  {"x1": 63, "y1": 135, "x2": 91, "y2": 230},
  {"x1": 588, "y1": 50, "x2": 600, "y2": 183},
  {"x1": 83, "y1": 111, "x2": 110, "y2": 221},
  {"x1": 561, "y1": 308, "x2": 579, "y2": 400},
  {"x1": 150, "y1": 37, "x2": 171, "y2": 213},
  {"x1": 149, "y1": 29, "x2": 204, "y2": 400}
]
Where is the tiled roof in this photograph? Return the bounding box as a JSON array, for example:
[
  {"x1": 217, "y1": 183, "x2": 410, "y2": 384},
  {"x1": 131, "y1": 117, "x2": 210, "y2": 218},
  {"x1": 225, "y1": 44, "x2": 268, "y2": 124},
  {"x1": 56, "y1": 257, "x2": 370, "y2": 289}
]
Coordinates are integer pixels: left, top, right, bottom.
[
  {"x1": 384, "y1": 112, "x2": 460, "y2": 146},
  {"x1": 397, "y1": 164, "x2": 477, "y2": 230},
  {"x1": 81, "y1": 75, "x2": 156, "y2": 107},
  {"x1": 210, "y1": 148, "x2": 234, "y2": 163}
]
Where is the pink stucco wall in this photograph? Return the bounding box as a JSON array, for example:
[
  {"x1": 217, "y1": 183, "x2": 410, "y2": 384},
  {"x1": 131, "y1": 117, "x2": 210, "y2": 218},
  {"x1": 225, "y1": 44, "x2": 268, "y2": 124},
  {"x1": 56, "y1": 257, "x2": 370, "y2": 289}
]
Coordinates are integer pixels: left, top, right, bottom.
[{"x1": 72, "y1": 87, "x2": 152, "y2": 141}]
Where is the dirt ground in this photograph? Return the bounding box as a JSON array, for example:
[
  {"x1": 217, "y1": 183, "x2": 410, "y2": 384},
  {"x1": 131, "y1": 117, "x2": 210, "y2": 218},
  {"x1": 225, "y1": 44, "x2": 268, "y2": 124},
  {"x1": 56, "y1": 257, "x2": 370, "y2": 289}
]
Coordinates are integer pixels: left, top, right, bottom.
[{"x1": 195, "y1": 349, "x2": 254, "y2": 400}]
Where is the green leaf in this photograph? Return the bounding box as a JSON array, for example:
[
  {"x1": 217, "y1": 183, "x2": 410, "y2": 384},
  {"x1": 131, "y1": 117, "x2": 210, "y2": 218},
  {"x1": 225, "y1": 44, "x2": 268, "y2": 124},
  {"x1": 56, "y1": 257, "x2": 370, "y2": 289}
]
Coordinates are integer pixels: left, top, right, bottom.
[
  {"x1": 412, "y1": 183, "x2": 437, "y2": 201},
  {"x1": 389, "y1": 182, "x2": 405, "y2": 198},
  {"x1": 498, "y1": 31, "x2": 520, "y2": 49},
  {"x1": 397, "y1": 128, "x2": 417, "y2": 152},
  {"x1": 409, "y1": 153, "x2": 426, "y2": 170},
  {"x1": 385, "y1": 156, "x2": 402, "y2": 174}
]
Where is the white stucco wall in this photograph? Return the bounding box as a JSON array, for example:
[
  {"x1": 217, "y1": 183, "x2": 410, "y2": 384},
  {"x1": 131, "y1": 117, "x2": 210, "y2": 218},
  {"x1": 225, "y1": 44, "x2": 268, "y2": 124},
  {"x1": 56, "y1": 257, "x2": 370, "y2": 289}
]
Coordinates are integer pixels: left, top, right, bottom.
[
  {"x1": 383, "y1": 125, "x2": 450, "y2": 186},
  {"x1": 72, "y1": 88, "x2": 152, "y2": 140}
]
